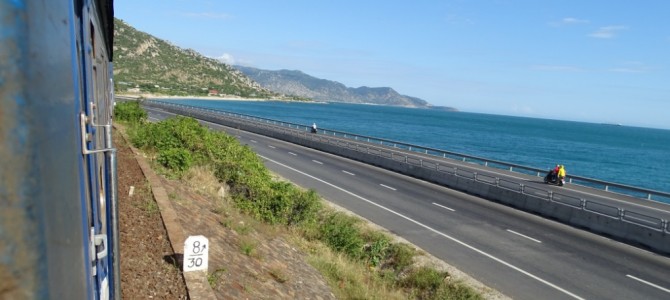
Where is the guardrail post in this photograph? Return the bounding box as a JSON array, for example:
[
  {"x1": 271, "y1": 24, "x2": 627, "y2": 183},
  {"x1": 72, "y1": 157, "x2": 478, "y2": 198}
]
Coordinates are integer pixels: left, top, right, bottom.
[
  {"x1": 618, "y1": 208, "x2": 624, "y2": 220},
  {"x1": 548, "y1": 191, "x2": 553, "y2": 201}
]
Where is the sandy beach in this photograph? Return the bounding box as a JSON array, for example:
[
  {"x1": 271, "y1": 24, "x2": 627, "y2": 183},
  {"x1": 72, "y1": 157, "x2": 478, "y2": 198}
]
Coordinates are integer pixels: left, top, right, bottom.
[
  {"x1": 117, "y1": 93, "x2": 274, "y2": 101},
  {"x1": 116, "y1": 93, "x2": 327, "y2": 104}
]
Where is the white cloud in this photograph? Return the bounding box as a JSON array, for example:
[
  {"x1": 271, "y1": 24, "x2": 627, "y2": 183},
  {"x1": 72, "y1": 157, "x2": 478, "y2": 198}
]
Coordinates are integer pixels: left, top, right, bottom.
[
  {"x1": 562, "y1": 17, "x2": 589, "y2": 24},
  {"x1": 213, "y1": 53, "x2": 236, "y2": 65},
  {"x1": 589, "y1": 25, "x2": 628, "y2": 39},
  {"x1": 531, "y1": 65, "x2": 585, "y2": 72},
  {"x1": 549, "y1": 17, "x2": 589, "y2": 27},
  {"x1": 180, "y1": 12, "x2": 232, "y2": 19}
]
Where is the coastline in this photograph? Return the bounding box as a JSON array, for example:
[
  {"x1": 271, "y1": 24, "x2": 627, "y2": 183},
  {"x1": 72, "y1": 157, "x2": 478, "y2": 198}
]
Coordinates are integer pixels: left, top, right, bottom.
[
  {"x1": 119, "y1": 93, "x2": 274, "y2": 101},
  {"x1": 116, "y1": 93, "x2": 329, "y2": 104}
]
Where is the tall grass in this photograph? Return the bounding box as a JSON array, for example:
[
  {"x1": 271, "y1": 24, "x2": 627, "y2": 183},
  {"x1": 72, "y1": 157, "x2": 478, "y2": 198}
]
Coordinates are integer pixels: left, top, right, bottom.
[{"x1": 114, "y1": 101, "x2": 483, "y2": 300}]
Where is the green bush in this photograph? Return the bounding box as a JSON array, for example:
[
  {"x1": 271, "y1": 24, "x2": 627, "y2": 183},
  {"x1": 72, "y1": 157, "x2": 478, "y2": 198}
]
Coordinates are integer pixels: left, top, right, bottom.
[
  {"x1": 114, "y1": 100, "x2": 147, "y2": 123},
  {"x1": 319, "y1": 212, "x2": 365, "y2": 259},
  {"x1": 402, "y1": 267, "x2": 448, "y2": 298},
  {"x1": 387, "y1": 243, "x2": 415, "y2": 272},
  {"x1": 366, "y1": 235, "x2": 390, "y2": 267},
  {"x1": 127, "y1": 114, "x2": 321, "y2": 226},
  {"x1": 435, "y1": 283, "x2": 483, "y2": 300},
  {"x1": 157, "y1": 147, "x2": 192, "y2": 174},
  {"x1": 123, "y1": 113, "x2": 481, "y2": 299}
]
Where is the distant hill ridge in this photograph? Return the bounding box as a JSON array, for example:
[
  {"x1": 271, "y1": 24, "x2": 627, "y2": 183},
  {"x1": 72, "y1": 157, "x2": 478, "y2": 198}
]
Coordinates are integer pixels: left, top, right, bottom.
[
  {"x1": 113, "y1": 18, "x2": 456, "y2": 110},
  {"x1": 235, "y1": 66, "x2": 454, "y2": 109},
  {"x1": 113, "y1": 18, "x2": 278, "y2": 98}
]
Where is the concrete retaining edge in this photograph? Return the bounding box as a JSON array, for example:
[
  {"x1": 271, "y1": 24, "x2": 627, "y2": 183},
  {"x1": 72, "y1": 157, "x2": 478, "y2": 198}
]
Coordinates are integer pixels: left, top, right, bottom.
[
  {"x1": 115, "y1": 123, "x2": 217, "y2": 299},
  {"x1": 153, "y1": 103, "x2": 670, "y2": 256}
]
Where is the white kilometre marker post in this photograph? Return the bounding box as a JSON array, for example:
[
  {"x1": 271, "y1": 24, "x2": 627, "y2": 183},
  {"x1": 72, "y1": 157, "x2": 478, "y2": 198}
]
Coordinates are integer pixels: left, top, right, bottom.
[{"x1": 183, "y1": 235, "x2": 209, "y2": 272}]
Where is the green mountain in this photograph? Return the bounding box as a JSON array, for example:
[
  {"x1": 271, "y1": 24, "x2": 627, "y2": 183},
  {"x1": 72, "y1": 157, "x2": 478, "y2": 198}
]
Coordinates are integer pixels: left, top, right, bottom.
[
  {"x1": 235, "y1": 66, "x2": 450, "y2": 108},
  {"x1": 112, "y1": 18, "x2": 456, "y2": 110},
  {"x1": 113, "y1": 19, "x2": 277, "y2": 98}
]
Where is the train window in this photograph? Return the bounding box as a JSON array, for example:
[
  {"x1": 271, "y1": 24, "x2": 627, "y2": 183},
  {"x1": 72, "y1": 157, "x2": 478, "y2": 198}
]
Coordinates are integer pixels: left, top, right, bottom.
[{"x1": 90, "y1": 22, "x2": 96, "y2": 58}]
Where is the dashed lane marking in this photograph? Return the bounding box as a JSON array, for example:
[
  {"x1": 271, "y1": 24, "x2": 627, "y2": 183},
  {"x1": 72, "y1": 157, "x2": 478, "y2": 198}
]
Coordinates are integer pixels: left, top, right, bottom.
[
  {"x1": 258, "y1": 154, "x2": 584, "y2": 300},
  {"x1": 342, "y1": 170, "x2": 355, "y2": 176},
  {"x1": 626, "y1": 275, "x2": 670, "y2": 294},
  {"x1": 288, "y1": 152, "x2": 297, "y2": 156},
  {"x1": 432, "y1": 202, "x2": 455, "y2": 212},
  {"x1": 507, "y1": 229, "x2": 542, "y2": 243},
  {"x1": 312, "y1": 160, "x2": 323, "y2": 165},
  {"x1": 380, "y1": 184, "x2": 397, "y2": 191}
]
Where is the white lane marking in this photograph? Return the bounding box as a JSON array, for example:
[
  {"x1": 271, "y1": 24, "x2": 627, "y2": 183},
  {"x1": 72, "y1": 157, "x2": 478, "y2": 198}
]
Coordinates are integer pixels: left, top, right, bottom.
[
  {"x1": 626, "y1": 275, "x2": 670, "y2": 294},
  {"x1": 157, "y1": 112, "x2": 670, "y2": 215},
  {"x1": 507, "y1": 229, "x2": 542, "y2": 244},
  {"x1": 250, "y1": 140, "x2": 258, "y2": 143},
  {"x1": 258, "y1": 154, "x2": 584, "y2": 300},
  {"x1": 312, "y1": 160, "x2": 323, "y2": 165},
  {"x1": 268, "y1": 145, "x2": 276, "y2": 149},
  {"x1": 432, "y1": 202, "x2": 455, "y2": 212},
  {"x1": 288, "y1": 152, "x2": 297, "y2": 156},
  {"x1": 342, "y1": 170, "x2": 356, "y2": 176},
  {"x1": 380, "y1": 184, "x2": 397, "y2": 191}
]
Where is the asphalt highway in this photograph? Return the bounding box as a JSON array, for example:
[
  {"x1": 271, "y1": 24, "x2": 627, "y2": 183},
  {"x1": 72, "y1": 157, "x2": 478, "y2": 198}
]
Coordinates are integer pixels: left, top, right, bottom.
[{"x1": 146, "y1": 108, "x2": 670, "y2": 300}]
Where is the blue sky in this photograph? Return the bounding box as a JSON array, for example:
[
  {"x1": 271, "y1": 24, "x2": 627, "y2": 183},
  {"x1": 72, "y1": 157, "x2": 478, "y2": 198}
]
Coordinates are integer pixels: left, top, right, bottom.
[{"x1": 115, "y1": 1, "x2": 670, "y2": 129}]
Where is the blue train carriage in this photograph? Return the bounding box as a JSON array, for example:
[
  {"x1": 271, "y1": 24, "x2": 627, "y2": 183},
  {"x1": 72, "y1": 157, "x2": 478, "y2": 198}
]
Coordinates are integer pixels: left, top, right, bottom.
[{"x1": 1, "y1": 0, "x2": 119, "y2": 299}]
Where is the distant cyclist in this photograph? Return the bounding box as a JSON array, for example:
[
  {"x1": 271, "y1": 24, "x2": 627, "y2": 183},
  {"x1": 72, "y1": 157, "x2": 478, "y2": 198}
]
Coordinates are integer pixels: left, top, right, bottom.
[{"x1": 311, "y1": 123, "x2": 317, "y2": 133}]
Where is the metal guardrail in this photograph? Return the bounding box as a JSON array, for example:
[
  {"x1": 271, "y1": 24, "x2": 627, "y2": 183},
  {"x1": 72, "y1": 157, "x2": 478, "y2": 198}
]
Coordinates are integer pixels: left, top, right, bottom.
[
  {"x1": 144, "y1": 100, "x2": 670, "y2": 233},
  {"x1": 148, "y1": 102, "x2": 670, "y2": 234},
  {"x1": 147, "y1": 100, "x2": 670, "y2": 203}
]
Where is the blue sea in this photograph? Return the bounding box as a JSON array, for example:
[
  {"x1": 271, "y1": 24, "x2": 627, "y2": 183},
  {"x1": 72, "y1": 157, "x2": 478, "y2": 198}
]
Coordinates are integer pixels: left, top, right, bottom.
[{"x1": 165, "y1": 99, "x2": 670, "y2": 195}]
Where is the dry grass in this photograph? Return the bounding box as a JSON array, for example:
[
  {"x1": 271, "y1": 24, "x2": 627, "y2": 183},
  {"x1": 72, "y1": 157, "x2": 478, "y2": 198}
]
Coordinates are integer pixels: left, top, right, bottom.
[
  {"x1": 177, "y1": 165, "x2": 490, "y2": 300},
  {"x1": 299, "y1": 239, "x2": 406, "y2": 300},
  {"x1": 268, "y1": 262, "x2": 289, "y2": 283},
  {"x1": 183, "y1": 165, "x2": 222, "y2": 198}
]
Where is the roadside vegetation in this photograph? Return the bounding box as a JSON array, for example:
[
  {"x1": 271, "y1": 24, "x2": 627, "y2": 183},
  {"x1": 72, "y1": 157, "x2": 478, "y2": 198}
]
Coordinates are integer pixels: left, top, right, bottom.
[{"x1": 114, "y1": 101, "x2": 482, "y2": 300}]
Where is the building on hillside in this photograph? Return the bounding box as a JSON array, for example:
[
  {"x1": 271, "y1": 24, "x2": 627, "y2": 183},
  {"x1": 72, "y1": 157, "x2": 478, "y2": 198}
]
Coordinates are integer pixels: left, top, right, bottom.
[{"x1": 208, "y1": 89, "x2": 219, "y2": 96}]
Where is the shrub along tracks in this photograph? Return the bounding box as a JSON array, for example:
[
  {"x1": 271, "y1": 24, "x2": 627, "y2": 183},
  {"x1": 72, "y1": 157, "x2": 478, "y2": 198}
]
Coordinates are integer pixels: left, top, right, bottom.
[{"x1": 116, "y1": 124, "x2": 336, "y2": 299}]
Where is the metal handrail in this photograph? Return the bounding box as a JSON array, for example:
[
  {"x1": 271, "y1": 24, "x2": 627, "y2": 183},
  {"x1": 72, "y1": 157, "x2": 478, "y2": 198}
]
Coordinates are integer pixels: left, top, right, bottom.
[
  {"x1": 144, "y1": 101, "x2": 670, "y2": 233},
  {"x1": 145, "y1": 100, "x2": 670, "y2": 202}
]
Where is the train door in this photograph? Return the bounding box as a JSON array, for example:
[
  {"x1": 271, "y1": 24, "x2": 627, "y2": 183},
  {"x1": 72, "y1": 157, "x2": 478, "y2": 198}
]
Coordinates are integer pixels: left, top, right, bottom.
[{"x1": 78, "y1": 0, "x2": 116, "y2": 298}]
